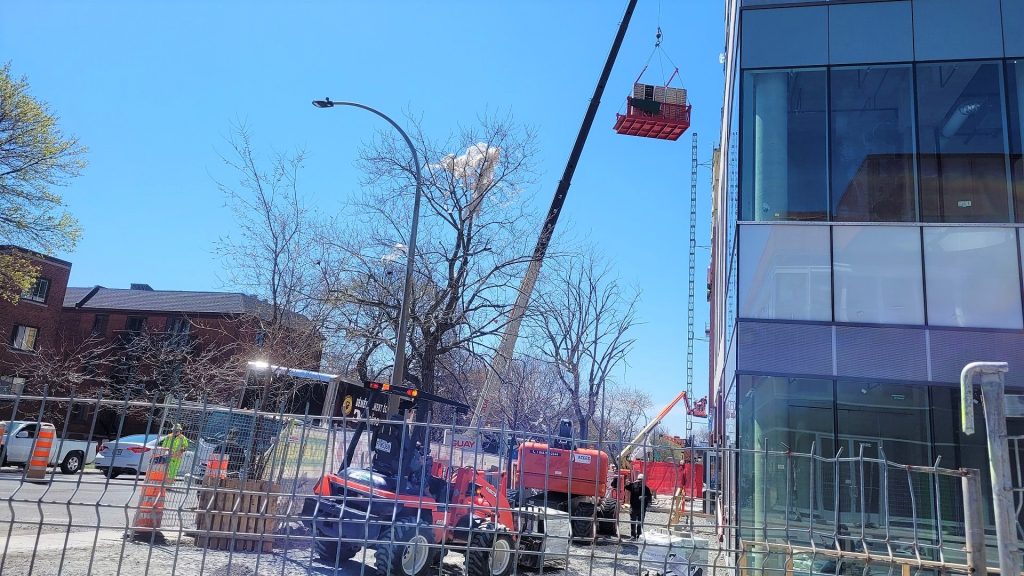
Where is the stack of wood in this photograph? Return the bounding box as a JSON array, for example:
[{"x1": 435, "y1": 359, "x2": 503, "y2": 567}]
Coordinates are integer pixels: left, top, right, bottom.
[{"x1": 195, "y1": 477, "x2": 281, "y2": 553}]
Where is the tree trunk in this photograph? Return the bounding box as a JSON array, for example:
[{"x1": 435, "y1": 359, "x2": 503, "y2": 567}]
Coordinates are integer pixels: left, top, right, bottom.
[{"x1": 577, "y1": 414, "x2": 589, "y2": 444}]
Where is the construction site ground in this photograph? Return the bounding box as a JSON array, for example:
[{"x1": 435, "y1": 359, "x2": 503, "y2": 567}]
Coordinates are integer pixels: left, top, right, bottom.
[{"x1": 0, "y1": 495, "x2": 725, "y2": 576}]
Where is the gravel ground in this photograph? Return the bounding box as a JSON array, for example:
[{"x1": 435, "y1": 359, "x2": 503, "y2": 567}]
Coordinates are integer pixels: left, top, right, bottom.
[{"x1": 0, "y1": 498, "x2": 735, "y2": 576}]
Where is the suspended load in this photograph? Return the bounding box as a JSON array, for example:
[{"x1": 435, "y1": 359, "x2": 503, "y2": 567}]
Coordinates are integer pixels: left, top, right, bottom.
[{"x1": 614, "y1": 27, "x2": 691, "y2": 141}]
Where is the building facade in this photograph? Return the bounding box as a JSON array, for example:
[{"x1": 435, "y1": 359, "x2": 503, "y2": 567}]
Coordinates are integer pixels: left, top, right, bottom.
[
  {"x1": 709, "y1": 0, "x2": 1024, "y2": 558},
  {"x1": 1, "y1": 251, "x2": 323, "y2": 437},
  {"x1": 0, "y1": 246, "x2": 72, "y2": 396}
]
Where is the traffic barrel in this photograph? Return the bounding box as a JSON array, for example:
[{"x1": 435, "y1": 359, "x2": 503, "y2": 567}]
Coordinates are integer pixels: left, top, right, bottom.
[
  {"x1": 129, "y1": 447, "x2": 170, "y2": 540},
  {"x1": 25, "y1": 423, "x2": 55, "y2": 483},
  {"x1": 206, "y1": 455, "x2": 229, "y2": 480}
]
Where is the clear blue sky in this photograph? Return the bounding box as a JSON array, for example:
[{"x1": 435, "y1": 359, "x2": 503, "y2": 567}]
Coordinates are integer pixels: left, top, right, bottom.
[{"x1": 1, "y1": 1, "x2": 724, "y2": 435}]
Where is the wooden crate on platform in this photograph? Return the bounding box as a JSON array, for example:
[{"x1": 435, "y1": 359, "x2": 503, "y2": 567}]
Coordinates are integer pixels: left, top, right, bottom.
[{"x1": 195, "y1": 478, "x2": 280, "y2": 553}]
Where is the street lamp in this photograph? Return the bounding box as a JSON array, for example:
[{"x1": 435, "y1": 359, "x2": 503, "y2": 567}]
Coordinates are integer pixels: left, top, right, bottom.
[{"x1": 312, "y1": 97, "x2": 423, "y2": 395}]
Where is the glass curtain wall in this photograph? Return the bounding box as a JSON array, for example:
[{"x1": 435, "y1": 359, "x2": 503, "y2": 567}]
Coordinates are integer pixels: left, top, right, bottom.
[
  {"x1": 835, "y1": 382, "x2": 933, "y2": 540},
  {"x1": 742, "y1": 69, "x2": 829, "y2": 221},
  {"x1": 740, "y1": 59, "x2": 1024, "y2": 223},
  {"x1": 917, "y1": 62, "x2": 1011, "y2": 222},
  {"x1": 831, "y1": 66, "x2": 917, "y2": 221},
  {"x1": 738, "y1": 376, "x2": 834, "y2": 540},
  {"x1": 738, "y1": 376, "x2": 1024, "y2": 564},
  {"x1": 1008, "y1": 60, "x2": 1024, "y2": 222}
]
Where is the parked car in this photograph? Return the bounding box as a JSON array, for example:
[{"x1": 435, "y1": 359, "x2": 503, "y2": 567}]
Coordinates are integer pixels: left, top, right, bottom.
[
  {"x1": 96, "y1": 433, "x2": 195, "y2": 479},
  {"x1": 0, "y1": 421, "x2": 98, "y2": 474}
]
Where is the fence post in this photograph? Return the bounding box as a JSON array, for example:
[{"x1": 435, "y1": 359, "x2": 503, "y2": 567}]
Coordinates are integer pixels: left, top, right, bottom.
[
  {"x1": 960, "y1": 361, "x2": 1018, "y2": 576},
  {"x1": 961, "y1": 468, "x2": 987, "y2": 574}
]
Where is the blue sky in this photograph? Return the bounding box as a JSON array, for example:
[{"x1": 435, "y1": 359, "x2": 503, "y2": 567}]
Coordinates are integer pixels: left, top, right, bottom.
[{"x1": 1, "y1": 1, "x2": 724, "y2": 434}]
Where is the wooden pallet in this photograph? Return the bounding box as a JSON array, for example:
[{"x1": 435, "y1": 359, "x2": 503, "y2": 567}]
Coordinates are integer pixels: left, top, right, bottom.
[{"x1": 195, "y1": 478, "x2": 280, "y2": 553}]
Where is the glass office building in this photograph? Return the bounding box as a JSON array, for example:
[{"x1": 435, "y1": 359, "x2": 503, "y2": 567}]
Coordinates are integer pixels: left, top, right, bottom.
[{"x1": 709, "y1": 0, "x2": 1024, "y2": 559}]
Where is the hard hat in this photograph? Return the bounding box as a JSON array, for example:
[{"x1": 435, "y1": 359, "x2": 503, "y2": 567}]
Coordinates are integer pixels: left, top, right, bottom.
[
  {"x1": 637, "y1": 473, "x2": 644, "y2": 480},
  {"x1": 172, "y1": 423, "x2": 183, "y2": 432}
]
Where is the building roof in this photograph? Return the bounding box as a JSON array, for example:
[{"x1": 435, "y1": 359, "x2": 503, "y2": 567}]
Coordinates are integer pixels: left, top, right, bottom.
[
  {"x1": 0, "y1": 245, "x2": 73, "y2": 268},
  {"x1": 63, "y1": 286, "x2": 298, "y2": 319}
]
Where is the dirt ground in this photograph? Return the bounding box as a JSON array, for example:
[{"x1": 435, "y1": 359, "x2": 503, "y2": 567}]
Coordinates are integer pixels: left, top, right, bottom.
[{"x1": 0, "y1": 497, "x2": 731, "y2": 576}]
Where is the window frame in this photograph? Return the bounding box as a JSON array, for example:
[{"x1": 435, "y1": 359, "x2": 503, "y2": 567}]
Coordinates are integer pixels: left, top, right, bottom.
[
  {"x1": 21, "y1": 277, "x2": 50, "y2": 304},
  {"x1": 0, "y1": 375, "x2": 26, "y2": 396},
  {"x1": 90, "y1": 314, "x2": 109, "y2": 338},
  {"x1": 125, "y1": 316, "x2": 147, "y2": 335},
  {"x1": 10, "y1": 325, "x2": 39, "y2": 352}
]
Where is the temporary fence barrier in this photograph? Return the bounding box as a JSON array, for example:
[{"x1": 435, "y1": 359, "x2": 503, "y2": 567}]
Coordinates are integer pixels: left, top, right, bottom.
[{"x1": 0, "y1": 386, "x2": 1008, "y2": 576}]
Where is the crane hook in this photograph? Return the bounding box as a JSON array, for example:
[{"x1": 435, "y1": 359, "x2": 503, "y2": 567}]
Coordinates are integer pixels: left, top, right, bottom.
[{"x1": 655, "y1": 27, "x2": 662, "y2": 48}]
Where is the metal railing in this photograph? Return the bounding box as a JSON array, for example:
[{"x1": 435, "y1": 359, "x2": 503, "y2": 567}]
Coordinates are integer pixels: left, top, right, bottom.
[{"x1": 0, "y1": 389, "x2": 995, "y2": 576}]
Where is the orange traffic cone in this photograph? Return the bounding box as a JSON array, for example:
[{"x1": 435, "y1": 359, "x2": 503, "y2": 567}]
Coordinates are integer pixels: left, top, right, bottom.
[
  {"x1": 130, "y1": 447, "x2": 170, "y2": 540},
  {"x1": 25, "y1": 424, "x2": 55, "y2": 483}
]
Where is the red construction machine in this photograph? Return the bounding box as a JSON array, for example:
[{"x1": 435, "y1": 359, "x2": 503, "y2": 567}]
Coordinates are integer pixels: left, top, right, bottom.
[{"x1": 302, "y1": 382, "x2": 571, "y2": 576}]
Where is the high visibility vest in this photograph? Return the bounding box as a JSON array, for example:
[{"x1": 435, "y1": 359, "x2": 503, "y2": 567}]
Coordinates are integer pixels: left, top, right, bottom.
[{"x1": 160, "y1": 434, "x2": 189, "y2": 456}]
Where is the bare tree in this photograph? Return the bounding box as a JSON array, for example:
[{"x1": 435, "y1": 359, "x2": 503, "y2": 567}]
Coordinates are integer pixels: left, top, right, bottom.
[
  {"x1": 214, "y1": 124, "x2": 328, "y2": 382},
  {"x1": 103, "y1": 328, "x2": 243, "y2": 406},
  {"x1": 591, "y1": 383, "x2": 652, "y2": 459},
  {"x1": 530, "y1": 251, "x2": 639, "y2": 440},
  {"x1": 497, "y1": 356, "x2": 572, "y2": 435},
  {"x1": 7, "y1": 333, "x2": 114, "y2": 398},
  {"x1": 325, "y1": 114, "x2": 539, "y2": 414}
]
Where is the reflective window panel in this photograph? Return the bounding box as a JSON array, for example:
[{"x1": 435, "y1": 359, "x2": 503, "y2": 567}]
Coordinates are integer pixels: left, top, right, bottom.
[
  {"x1": 831, "y1": 66, "x2": 916, "y2": 222},
  {"x1": 742, "y1": 69, "x2": 829, "y2": 222},
  {"x1": 739, "y1": 224, "x2": 831, "y2": 321},
  {"x1": 833, "y1": 226, "x2": 924, "y2": 325},
  {"x1": 1007, "y1": 60, "x2": 1024, "y2": 222},
  {"x1": 917, "y1": 62, "x2": 1011, "y2": 223},
  {"x1": 923, "y1": 227, "x2": 1022, "y2": 329}
]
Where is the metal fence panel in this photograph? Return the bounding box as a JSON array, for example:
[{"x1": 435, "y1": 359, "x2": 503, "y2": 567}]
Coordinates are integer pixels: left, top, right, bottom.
[{"x1": 0, "y1": 391, "x2": 988, "y2": 576}]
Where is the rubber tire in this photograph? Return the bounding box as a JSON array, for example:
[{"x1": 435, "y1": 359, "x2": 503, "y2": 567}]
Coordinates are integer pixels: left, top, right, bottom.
[
  {"x1": 596, "y1": 498, "x2": 619, "y2": 537},
  {"x1": 374, "y1": 519, "x2": 436, "y2": 576},
  {"x1": 570, "y1": 501, "x2": 596, "y2": 541},
  {"x1": 60, "y1": 452, "x2": 84, "y2": 475},
  {"x1": 105, "y1": 468, "x2": 121, "y2": 479},
  {"x1": 313, "y1": 524, "x2": 358, "y2": 567},
  {"x1": 466, "y1": 527, "x2": 515, "y2": 576}
]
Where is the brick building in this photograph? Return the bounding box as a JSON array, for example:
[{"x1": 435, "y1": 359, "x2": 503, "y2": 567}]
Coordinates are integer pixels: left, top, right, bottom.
[
  {"x1": 0, "y1": 246, "x2": 72, "y2": 396},
  {"x1": 0, "y1": 247, "x2": 323, "y2": 438}
]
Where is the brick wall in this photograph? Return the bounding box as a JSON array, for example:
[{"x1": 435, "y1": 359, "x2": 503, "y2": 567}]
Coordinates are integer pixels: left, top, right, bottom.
[{"x1": 0, "y1": 250, "x2": 71, "y2": 374}]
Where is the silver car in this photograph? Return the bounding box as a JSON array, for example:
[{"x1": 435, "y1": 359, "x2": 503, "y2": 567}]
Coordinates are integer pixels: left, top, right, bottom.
[{"x1": 95, "y1": 434, "x2": 194, "y2": 479}]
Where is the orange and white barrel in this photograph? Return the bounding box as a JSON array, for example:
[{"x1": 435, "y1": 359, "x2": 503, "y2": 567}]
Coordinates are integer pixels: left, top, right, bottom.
[
  {"x1": 206, "y1": 455, "x2": 228, "y2": 480},
  {"x1": 25, "y1": 423, "x2": 55, "y2": 483},
  {"x1": 130, "y1": 447, "x2": 169, "y2": 538}
]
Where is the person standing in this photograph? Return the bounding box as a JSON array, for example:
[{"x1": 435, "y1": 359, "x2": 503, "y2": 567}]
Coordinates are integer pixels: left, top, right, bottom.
[
  {"x1": 160, "y1": 423, "x2": 190, "y2": 480},
  {"x1": 625, "y1": 473, "x2": 655, "y2": 540}
]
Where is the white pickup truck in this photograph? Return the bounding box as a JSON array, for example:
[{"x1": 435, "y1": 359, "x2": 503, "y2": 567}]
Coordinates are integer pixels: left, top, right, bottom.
[{"x1": 0, "y1": 421, "x2": 98, "y2": 474}]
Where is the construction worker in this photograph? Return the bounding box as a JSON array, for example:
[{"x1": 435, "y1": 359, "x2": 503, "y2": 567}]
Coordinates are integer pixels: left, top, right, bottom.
[
  {"x1": 160, "y1": 423, "x2": 190, "y2": 480},
  {"x1": 625, "y1": 473, "x2": 655, "y2": 540}
]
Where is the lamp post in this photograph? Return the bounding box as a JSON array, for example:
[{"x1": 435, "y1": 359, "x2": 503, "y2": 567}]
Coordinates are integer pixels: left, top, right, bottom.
[{"x1": 312, "y1": 97, "x2": 423, "y2": 395}]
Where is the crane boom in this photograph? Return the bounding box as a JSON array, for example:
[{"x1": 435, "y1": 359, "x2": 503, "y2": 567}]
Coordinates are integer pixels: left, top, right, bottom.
[
  {"x1": 619, "y1": 390, "x2": 707, "y2": 465},
  {"x1": 469, "y1": 0, "x2": 640, "y2": 429}
]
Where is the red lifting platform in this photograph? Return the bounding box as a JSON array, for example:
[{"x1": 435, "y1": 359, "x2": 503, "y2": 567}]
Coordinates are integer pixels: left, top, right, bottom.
[{"x1": 614, "y1": 81, "x2": 691, "y2": 141}]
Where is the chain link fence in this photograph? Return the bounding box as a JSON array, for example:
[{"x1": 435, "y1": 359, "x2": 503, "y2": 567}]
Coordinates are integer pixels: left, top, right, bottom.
[{"x1": 0, "y1": 388, "x2": 995, "y2": 576}]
